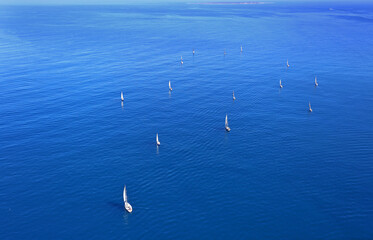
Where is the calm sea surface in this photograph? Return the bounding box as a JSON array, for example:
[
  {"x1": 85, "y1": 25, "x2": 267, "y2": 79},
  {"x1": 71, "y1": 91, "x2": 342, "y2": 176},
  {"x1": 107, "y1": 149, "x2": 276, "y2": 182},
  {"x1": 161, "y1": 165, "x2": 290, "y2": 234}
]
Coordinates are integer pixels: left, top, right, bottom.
[{"x1": 0, "y1": 2, "x2": 372, "y2": 239}]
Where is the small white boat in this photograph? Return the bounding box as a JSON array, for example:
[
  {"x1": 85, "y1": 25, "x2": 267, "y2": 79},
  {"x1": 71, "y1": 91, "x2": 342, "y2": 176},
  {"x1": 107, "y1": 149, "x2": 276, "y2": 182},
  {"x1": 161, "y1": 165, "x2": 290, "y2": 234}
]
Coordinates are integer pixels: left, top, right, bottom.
[
  {"x1": 156, "y1": 133, "x2": 160, "y2": 146},
  {"x1": 193, "y1": 49, "x2": 195, "y2": 55},
  {"x1": 225, "y1": 114, "x2": 231, "y2": 132},
  {"x1": 287, "y1": 59, "x2": 290, "y2": 68},
  {"x1": 279, "y1": 79, "x2": 283, "y2": 88},
  {"x1": 240, "y1": 45, "x2": 243, "y2": 52},
  {"x1": 309, "y1": 102, "x2": 313, "y2": 112},
  {"x1": 233, "y1": 91, "x2": 236, "y2": 100},
  {"x1": 315, "y1": 76, "x2": 318, "y2": 86},
  {"x1": 180, "y1": 56, "x2": 183, "y2": 64},
  {"x1": 121, "y1": 92, "x2": 124, "y2": 101},
  {"x1": 169, "y1": 81, "x2": 173, "y2": 91},
  {"x1": 123, "y1": 186, "x2": 132, "y2": 213}
]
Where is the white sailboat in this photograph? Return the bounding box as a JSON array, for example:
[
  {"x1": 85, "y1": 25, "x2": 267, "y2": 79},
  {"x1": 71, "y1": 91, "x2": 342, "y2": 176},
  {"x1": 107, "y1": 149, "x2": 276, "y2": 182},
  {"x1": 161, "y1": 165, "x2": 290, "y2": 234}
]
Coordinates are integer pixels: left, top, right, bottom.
[
  {"x1": 169, "y1": 81, "x2": 173, "y2": 91},
  {"x1": 123, "y1": 186, "x2": 133, "y2": 213},
  {"x1": 279, "y1": 79, "x2": 283, "y2": 88},
  {"x1": 193, "y1": 49, "x2": 195, "y2": 55},
  {"x1": 121, "y1": 92, "x2": 124, "y2": 101},
  {"x1": 225, "y1": 114, "x2": 231, "y2": 132},
  {"x1": 315, "y1": 76, "x2": 318, "y2": 86},
  {"x1": 180, "y1": 56, "x2": 183, "y2": 65},
  {"x1": 233, "y1": 91, "x2": 236, "y2": 100},
  {"x1": 240, "y1": 45, "x2": 243, "y2": 52},
  {"x1": 287, "y1": 59, "x2": 290, "y2": 68},
  {"x1": 156, "y1": 133, "x2": 160, "y2": 146},
  {"x1": 309, "y1": 102, "x2": 313, "y2": 112}
]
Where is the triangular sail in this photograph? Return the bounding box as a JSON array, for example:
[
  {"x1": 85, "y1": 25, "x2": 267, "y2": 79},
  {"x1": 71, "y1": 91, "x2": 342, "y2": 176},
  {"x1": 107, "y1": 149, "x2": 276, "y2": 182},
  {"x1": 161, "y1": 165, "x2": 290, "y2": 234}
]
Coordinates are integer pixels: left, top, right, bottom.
[
  {"x1": 169, "y1": 81, "x2": 171, "y2": 89},
  {"x1": 315, "y1": 76, "x2": 317, "y2": 84},
  {"x1": 225, "y1": 115, "x2": 229, "y2": 128},
  {"x1": 121, "y1": 92, "x2": 124, "y2": 101},
  {"x1": 309, "y1": 102, "x2": 311, "y2": 109},
  {"x1": 123, "y1": 186, "x2": 127, "y2": 203},
  {"x1": 156, "y1": 133, "x2": 159, "y2": 142}
]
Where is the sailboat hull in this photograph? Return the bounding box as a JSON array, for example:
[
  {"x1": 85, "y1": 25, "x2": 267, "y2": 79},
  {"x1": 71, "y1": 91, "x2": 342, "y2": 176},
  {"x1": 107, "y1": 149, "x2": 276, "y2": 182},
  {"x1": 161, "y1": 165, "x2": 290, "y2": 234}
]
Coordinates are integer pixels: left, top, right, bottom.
[
  {"x1": 125, "y1": 202, "x2": 132, "y2": 213},
  {"x1": 225, "y1": 127, "x2": 231, "y2": 132}
]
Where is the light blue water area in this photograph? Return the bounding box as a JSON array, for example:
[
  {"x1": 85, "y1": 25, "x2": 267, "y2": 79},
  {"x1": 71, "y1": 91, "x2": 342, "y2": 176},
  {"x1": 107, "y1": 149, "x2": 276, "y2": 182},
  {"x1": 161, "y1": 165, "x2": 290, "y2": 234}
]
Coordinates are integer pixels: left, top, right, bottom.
[{"x1": 0, "y1": 2, "x2": 372, "y2": 239}]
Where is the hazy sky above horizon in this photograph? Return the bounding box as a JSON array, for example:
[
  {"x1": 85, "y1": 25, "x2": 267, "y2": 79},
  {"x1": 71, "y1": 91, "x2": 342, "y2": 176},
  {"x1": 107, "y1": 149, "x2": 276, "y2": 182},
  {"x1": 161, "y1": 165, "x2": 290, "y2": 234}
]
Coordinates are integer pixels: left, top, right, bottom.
[
  {"x1": 0, "y1": 0, "x2": 363, "y2": 4},
  {"x1": 0, "y1": 0, "x2": 367, "y2": 5}
]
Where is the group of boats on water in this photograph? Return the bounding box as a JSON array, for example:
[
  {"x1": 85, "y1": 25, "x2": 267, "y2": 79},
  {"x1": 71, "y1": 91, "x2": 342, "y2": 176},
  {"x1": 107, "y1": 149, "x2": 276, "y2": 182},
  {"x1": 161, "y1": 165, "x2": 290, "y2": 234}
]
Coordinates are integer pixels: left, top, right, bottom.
[
  {"x1": 279, "y1": 74, "x2": 318, "y2": 112},
  {"x1": 120, "y1": 48, "x2": 319, "y2": 213}
]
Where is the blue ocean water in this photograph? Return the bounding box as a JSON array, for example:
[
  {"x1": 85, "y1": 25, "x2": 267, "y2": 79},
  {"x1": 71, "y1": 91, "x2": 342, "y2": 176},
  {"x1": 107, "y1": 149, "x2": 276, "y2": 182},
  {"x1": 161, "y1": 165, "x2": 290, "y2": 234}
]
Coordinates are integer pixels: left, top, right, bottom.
[{"x1": 0, "y1": 2, "x2": 373, "y2": 239}]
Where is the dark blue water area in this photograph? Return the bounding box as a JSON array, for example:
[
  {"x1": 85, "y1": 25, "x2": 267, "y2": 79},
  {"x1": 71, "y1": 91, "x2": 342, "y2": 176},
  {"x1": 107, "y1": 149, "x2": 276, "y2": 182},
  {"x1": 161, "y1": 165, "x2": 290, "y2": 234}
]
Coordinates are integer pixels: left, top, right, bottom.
[{"x1": 0, "y1": 2, "x2": 372, "y2": 239}]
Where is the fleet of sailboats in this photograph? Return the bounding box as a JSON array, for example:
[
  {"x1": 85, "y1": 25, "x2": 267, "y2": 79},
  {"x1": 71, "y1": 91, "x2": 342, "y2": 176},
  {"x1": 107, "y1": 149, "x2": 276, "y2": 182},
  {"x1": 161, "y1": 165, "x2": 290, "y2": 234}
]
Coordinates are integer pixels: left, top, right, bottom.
[
  {"x1": 120, "y1": 48, "x2": 321, "y2": 213},
  {"x1": 123, "y1": 186, "x2": 133, "y2": 213}
]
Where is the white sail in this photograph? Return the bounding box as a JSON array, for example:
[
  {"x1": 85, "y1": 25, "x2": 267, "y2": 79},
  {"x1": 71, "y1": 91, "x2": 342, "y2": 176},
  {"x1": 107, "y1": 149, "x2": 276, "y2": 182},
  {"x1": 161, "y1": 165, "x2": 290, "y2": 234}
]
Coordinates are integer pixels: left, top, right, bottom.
[
  {"x1": 287, "y1": 59, "x2": 289, "y2": 67},
  {"x1": 280, "y1": 79, "x2": 283, "y2": 88},
  {"x1": 123, "y1": 186, "x2": 127, "y2": 203},
  {"x1": 233, "y1": 91, "x2": 235, "y2": 100},
  {"x1": 225, "y1": 114, "x2": 228, "y2": 128},
  {"x1": 121, "y1": 92, "x2": 124, "y2": 101},
  {"x1": 169, "y1": 81, "x2": 172, "y2": 91},
  {"x1": 240, "y1": 45, "x2": 243, "y2": 52},
  {"x1": 315, "y1": 76, "x2": 318, "y2": 86}
]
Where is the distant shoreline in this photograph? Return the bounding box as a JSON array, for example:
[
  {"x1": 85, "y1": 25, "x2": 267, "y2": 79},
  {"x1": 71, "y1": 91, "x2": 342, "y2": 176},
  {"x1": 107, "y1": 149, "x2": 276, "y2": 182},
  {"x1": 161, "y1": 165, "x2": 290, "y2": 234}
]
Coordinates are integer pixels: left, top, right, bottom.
[{"x1": 190, "y1": 2, "x2": 267, "y2": 5}]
